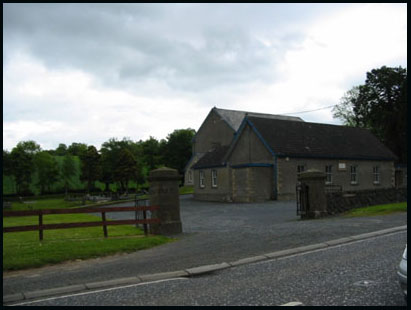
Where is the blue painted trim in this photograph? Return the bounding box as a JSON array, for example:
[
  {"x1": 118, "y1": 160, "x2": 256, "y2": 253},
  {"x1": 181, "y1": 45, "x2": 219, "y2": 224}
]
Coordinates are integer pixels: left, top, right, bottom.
[
  {"x1": 246, "y1": 119, "x2": 276, "y2": 156},
  {"x1": 222, "y1": 117, "x2": 250, "y2": 162},
  {"x1": 233, "y1": 117, "x2": 249, "y2": 144},
  {"x1": 273, "y1": 155, "x2": 278, "y2": 200},
  {"x1": 247, "y1": 118, "x2": 279, "y2": 199},
  {"x1": 231, "y1": 163, "x2": 273, "y2": 168},
  {"x1": 224, "y1": 117, "x2": 279, "y2": 200}
]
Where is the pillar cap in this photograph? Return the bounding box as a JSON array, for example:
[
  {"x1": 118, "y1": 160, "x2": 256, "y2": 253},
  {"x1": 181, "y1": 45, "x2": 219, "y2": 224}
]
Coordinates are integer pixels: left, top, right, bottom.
[
  {"x1": 148, "y1": 167, "x2": 182, "y2": 181},
  {"x1": 298, "y1": 169, "x2": 326, "y2": 180}
]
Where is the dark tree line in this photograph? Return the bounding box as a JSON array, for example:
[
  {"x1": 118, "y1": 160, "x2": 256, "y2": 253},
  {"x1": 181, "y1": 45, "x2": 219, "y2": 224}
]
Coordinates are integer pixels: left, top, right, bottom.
[
  {"x1": 3, "y1": 128, "x2": 196, "y2": 195},
  {"x1": 333, "y1": 66, "x2": 407, "y2": 163}
]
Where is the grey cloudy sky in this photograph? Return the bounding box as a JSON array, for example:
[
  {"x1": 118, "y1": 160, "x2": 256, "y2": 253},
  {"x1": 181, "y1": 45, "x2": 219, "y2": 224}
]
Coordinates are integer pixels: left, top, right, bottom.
[{"x1": 3, "y1": 3, "x2": 407, "y2": 151}]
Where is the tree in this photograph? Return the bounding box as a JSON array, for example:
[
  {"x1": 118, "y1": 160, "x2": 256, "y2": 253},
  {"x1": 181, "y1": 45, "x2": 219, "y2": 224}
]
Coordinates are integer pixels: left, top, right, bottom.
[
  {"x1": 115, "y1": 148, "x2": 141, "y2": 194},
  {"x1": 80, "y1": 145, "x2": 101, "y2": 193},
  {"x1": 140, "y1": 137, "x2": 163, "y2": 171},
  {"x1": 128, "y1": 141, "x2": 146, "y2": 186},
  {"x1": 34, "y1": 151, "x2": 60, "y2": 194},
  {"x1": 62, "y1": 154, "x2": 77, "y2": 195},
  {"x1": 333, "y1": 66, "x2": 407, "y2": 163},
  {"x1": 163, "y1": 128, "x2": 195, "y2": 176},
  {"x1": 331, "y1": 86, "x2": 359, "y2": 127},
  {"x1": 3, "y1": 150, "x2": 13, "y2": 176},
  {"x1": 67, "y1": 142, "x2": 88, "y2": 157},
  {"x1": 100, "y1": 151, "x2": 115, "y2": 192},
  {"x1": 10, "y1": 141, "x2": 41, "y2": 195},
  {"x1": 100, "y1": 138, "x2": 136, "y2": 192},
  {"x1": 3, "y1": 150, "x2": 15, "y2": 193},
  {"x1": 55, "y1": 143, "x2": 68, "y2": 156}
]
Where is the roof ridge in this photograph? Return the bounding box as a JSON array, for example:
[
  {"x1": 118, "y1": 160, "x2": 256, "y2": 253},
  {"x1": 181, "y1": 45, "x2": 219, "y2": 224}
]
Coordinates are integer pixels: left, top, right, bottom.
[
  {"x1": 215, "y1": 107, "x2": 296, "y2": 118},
  {"x1": 246, "y1": 115, "x2": 372, "y2": 131},
  {"x1": 213, "y1": 107, "x2": 304, "y2": 132}
]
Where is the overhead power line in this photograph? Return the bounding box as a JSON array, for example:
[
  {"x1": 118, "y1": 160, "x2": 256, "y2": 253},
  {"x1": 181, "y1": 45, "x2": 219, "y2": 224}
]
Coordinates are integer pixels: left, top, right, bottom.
[{"x1": 281, "y1": 105, "x2": 337, "y2": 115}]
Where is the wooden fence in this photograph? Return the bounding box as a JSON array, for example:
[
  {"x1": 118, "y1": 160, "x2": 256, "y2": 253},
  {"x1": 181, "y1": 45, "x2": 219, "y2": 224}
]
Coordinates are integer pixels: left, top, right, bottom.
[{"x1": 3, "y1": 206, "x2": 160, "y2": 241}]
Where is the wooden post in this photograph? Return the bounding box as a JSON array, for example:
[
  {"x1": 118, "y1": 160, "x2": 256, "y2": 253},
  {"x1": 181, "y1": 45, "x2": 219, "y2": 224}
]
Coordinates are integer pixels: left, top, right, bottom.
[
  {"x1": 39, "y1": 212, "x2": 43, "y2": 241},
  {"x1": 102, "y1": 212, "x2": 108, "y2": 238},
  {"x1": 143, "y1": 209, "x2": 148, "y2": 236}
]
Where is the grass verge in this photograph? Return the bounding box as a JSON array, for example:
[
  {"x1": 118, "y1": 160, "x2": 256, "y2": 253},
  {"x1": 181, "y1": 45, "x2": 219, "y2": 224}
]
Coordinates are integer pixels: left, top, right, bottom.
[
  {"x1": 3, "y1": 213, "x2": 173, "y2": 271},
  {"x1": 343, "y1": 202, "x2": 407, "y2": 217},
  {"x1": 179, "y1": 185, "x2": 194, "y2": 195}
]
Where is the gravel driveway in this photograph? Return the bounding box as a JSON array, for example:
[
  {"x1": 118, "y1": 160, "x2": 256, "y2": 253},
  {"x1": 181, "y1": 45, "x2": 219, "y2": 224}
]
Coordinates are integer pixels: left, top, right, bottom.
[{"x1": 3, "y1": 195, "x2": 407, "y2": 295}]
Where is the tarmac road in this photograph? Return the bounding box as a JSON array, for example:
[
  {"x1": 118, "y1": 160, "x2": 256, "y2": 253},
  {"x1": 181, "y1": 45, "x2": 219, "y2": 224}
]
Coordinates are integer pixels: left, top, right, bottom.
[
  {"x1": 3, "y1": 195, "x2": 407, "y2": 300},
  {"x1": 8, "y1": 231, "x2": 407, "y2": 306}
]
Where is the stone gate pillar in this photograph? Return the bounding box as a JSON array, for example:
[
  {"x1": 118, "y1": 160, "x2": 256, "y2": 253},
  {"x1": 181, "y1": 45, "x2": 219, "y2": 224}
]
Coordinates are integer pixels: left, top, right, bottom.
[
  {"x1": 298, "y1": 169, "x2": 327, "y2": 219},
  {"x1": 148, "y1": 167, "x2": 183, "y2": 235}
]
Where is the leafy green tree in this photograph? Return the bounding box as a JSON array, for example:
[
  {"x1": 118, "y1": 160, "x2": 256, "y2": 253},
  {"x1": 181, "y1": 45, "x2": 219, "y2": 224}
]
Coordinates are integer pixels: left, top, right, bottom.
[
  {"x1": 34, "y1": 151, "x2": 60, "y2": 194},
  {"x1": 163, "y1": 129, "x2": 195, "y2": 176},
  {"x1": 3, "y1": 150, "x2": 13, "y2": 176},
  {"x1": 332, "y1": 86, "x2": 359, "y2": 127},
  {"x1": 80, "y1": 145, "x2": 101, "y2": 193},
  {"x1": 100, "y1": 138, "x2": 136, "y2": 192},
  {"x1": 115, "y1": 148, "x2": 141, "y2": 193},
  {"x1": 55, "y1": 143, "x2": 68, "y2": 156},
  {"x1": 16, "y1": 140, "x2": 41, "y2": 155},
  {"x1": 140, "y1": 137, "x2": 163, "y2": 171},
  {"x1": 10, "y1": 141, "x2": 41, "y2": 195},
  {"x1": 127, "y1": 141, "x2": 146, "y2": 186},
  {"x1": 62, "y1": 154, "x2": 77, "y2": 195},
  {"x1": 67, "y1": 142, "x2": 88, "y2": 157},
  {"x1": 333, "y1": 66, "x2": 407, "y2": 163},
  {"x1": 100, "y1": 151, "x2": 115, "y2": 192},
  {"x1": 3, "y1": 150, "x2": 15, "y2": 193}
]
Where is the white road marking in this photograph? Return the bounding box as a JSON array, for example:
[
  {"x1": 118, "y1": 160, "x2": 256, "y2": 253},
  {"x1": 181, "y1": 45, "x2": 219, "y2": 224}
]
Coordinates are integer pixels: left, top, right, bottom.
[
  {"x1": 10, "y1": 277, "x2": 189, "y2": 306},
  {"x1": 280, "y1": 301, "x2": 303, "y2": 306}
]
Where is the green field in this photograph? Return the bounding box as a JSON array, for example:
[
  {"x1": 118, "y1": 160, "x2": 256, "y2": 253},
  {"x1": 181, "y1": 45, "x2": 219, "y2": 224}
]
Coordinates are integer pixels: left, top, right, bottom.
[
  {"x1": 3, "y1": 212, "x2": 172, "y2": 271},
  {"x1": 2, "y1": 193, "x2": 194, "y2": 271}
]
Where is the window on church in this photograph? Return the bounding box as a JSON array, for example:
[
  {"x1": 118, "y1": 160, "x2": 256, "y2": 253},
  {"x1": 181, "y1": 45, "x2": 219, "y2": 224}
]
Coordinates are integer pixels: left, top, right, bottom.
[
  {"x1": 199, "y1": 171, "x2": 205, "y2": 188},
  {"x1": 211, "y1": 170, "x2": 217, "y2": 188}
]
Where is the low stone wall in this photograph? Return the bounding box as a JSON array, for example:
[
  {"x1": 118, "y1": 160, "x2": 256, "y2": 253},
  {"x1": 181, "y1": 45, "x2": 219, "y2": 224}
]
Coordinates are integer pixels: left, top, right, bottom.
[{"x1": 326, "y1": 188, "x2": 407, "y2": 215}]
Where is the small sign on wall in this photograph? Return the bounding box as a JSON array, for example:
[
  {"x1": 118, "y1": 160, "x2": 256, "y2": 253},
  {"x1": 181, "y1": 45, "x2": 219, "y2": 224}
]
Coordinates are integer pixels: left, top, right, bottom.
[{"x1": 338, "y1": 163, "x2": 346, "y2": 171}]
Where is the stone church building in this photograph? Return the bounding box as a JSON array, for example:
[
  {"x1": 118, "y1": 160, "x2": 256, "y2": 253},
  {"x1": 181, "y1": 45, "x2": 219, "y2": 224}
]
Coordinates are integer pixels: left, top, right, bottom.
[{"x1": 184, "y1": 107, "x2": 398, "y2": 202}]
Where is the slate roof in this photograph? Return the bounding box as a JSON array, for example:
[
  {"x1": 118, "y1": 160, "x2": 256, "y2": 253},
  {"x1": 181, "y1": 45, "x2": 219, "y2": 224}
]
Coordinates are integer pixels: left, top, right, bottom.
[
  {"x1": 214, "y1": 108, "x2": 303, "y2": 132},
  {"x1": 192, "y1": 145, "x2": 230, "y2": 169},
  {"x1": 247, "y1": 116, "x2": 397, "y2": 161}
]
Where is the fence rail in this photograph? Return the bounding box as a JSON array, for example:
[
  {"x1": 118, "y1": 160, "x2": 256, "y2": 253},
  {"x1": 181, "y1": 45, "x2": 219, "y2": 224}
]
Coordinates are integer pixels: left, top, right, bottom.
[{"x1": 3, "y1": 206, "x2": 160, "y2": 240}]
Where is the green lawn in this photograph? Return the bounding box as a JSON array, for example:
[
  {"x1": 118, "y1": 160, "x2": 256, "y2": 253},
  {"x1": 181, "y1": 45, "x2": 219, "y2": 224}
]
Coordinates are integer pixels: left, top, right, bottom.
[
  {"x1": 3, "y1": 212, "x2": 172, "y2": 271},
  {"x1": 179, "y1": 185, "x2": 194, "y2": 195},
  {"x1": 3, "y1": 190, "x2": 193, "y2": 271},
  {"x1": 343, "y1": 202, "x2": 407, "y2": 217},
  {"x1": 8, "y1": 198, "x2": 86, "y2": 211}
]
